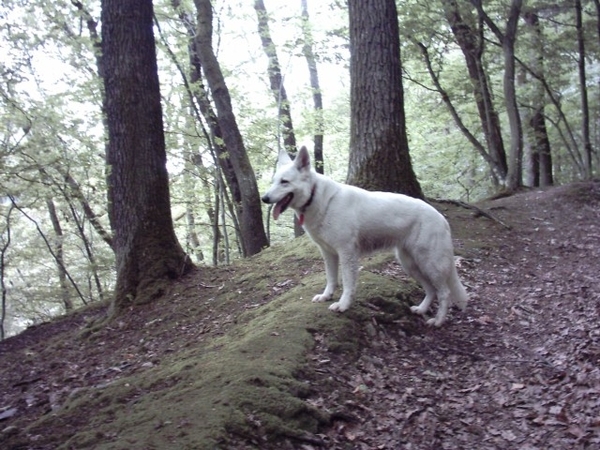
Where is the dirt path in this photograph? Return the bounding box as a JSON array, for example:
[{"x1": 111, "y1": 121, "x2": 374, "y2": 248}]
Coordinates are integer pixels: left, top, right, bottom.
[{"x1": 302, "y1": 182, "x2": 600, "y2": 449}]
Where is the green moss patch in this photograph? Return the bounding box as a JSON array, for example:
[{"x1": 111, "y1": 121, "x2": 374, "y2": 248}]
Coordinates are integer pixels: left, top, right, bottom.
[{"x1": 11, "y1": 236, "x2": 416, "y2": 449}]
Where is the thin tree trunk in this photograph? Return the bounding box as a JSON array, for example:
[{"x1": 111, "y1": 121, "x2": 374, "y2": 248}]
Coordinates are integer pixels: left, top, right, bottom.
[
  {"x1": 254, "y1": 0, "x2": 297, "y2": 155},
  {"x1": 0, "y1": 206, "x2": 14, "y2": 340},
  {"x1": 523, "y1": 11, "x2": 553, "y2": 187},
  {"x1": 66, "y1": 201, "x2": 105, "y2": 302},
  {"x1": 253, "y1": 0, "x2": 304, "y2": 238},
  {"x1": 45, "y1": 198, "x2": 72, "y2": 312},
  {"x1": 576, "y1": 0, "x2": 593, "y2": 179},
  {"x1": 442, "y1": 0, "x2": 507, "y2": 184},
  {"x1": 473, "y1": 0, "x2": 523, "y2": 190},
  {"x1": 161, "y1": 3, "x2": 244, "y2": 245},
  {"x1": 515, "y1": 54, "x2": 584, "y2": 176},
  {"x1": 413, "y1": 39, "x2": 498, "y2": 172},
  {"x1": 60, "y1": 169, "x2": 114, "y2": 250},
  {"x1": 212, "y1": 180, "x2": 220, "y2": 265},
  {"x1": 10, "y1": 196, "x2": 87, "y2": 306},
  {"x1": 300, "y1": 0, "x2": 324, "y2": 175},
  {"x1": 219, "y1": 179, "x2": 231, "y2": 265},
  {"x1": 193, "y1": 0, "x2": 269, "y2": 257}
]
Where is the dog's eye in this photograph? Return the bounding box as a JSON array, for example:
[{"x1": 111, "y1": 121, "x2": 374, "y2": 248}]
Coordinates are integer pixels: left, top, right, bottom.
[{"x1": 281, "y1": 179, "x2": 289, "y2": 185}]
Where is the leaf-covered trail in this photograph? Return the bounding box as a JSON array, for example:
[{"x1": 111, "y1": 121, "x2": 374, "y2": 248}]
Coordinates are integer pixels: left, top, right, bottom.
[
  {"x1": 1, "y1": 182, "x2": 598, "y2": 450},
  {"x1": 302, "y1": 182, "x2": 600, "y2": 449}
]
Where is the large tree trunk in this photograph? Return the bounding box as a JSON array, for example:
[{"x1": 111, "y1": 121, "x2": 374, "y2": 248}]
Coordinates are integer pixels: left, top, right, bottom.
[
  {"x1": 101, "y1": 0, "x2": 192, "y2": 314},
  {"x1": 346, "y1": 0, "x2": 423, "y2": 199},
  {"x1": 300, "y1": 0, "x2": 324, "y2": 175},
  {"x1": 193, "y1": 0, "x2": 269, "y2": 257},
  {"x1": 442, "y1": 0, "x2": 508, "y2": 184}
]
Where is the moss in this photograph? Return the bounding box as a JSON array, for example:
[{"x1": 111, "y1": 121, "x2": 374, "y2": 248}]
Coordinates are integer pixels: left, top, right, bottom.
[{"x1": 18, "y1": 237, "x2": 416, "y2": 449}]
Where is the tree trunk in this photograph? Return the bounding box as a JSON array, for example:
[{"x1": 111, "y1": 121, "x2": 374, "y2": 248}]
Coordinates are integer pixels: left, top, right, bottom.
[
  {"x1": 473, "y1": 0, "x2": 523, "y2": 190},
  {"x1": 501, "y1": 0, "x2": 523, "y2": 190},
  {"x1": 346, "y1": 0, "x2": 423, "y2": 199},
  {"x1": 253, "y1": 0, "x2": 304, "y2": 238},
  {"x1": 193, "y1": 0, "x2": 269, "y2": 256},
  {"x1": 254, "y1": 0, "x2": 297, "y2": 155},
  {"x1": 167, "y1": 2, "x2": 247, "y2": 254},
  {"x1": 576, "y1": 0, "x2": 593, "y2": 179},
  {"x1": 523, "y1": 11, "x2": 553, "y2": 187},
  {"x1": 413, "y1": 39, "x2": 499, "y2": 173},
  {"x1": 442, "y1": 0, "x2": 507, "y2": 184},
  {"x1": 531, "y1": 109, "x2": 553, "y2": 186},
  {"x1": 0, "y1": 206, "x2": 14, "y2": 340},
  {"x1": 300, "y1": 0, "x2": 324, "y2": 175},
  {"x1": 66, "y1": 200, "x2": 105, "y2": 302},
  {"x1": 46, "y1": 198, "x2": 73, "y2": 312},
  {"x1": 101, "y1": 0, "x2": 192, "y2": 314}
]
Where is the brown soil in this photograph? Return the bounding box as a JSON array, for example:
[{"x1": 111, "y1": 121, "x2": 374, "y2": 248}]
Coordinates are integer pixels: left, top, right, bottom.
[{"x1": 1, "y1": 181, "x2": 599, "y2": 449}]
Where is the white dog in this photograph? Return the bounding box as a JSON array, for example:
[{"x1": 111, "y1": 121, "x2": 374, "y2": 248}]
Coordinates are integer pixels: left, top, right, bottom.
[{"x1": 262, "y1": 146, "x2": 468, "y2": 326}]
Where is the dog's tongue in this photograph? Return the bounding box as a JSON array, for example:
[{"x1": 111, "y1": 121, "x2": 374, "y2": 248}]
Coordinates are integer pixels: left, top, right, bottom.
[{"x1": 272, "y1": 202, "x2": 283, "y2": 220}]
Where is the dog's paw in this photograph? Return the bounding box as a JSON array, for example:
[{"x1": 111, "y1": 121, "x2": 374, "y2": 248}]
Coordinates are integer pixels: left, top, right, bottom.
[
  {"x1": 426, "y1": 317, "x2": 445, "y2": 327},
  {"x1": 410, "y1": 305, "x2": 426, "y2": 315},
  {"x1": 328, "y1": 301, "x2": 349, "y2": 312},
  {"x1": 312, "y1": 293, "x2": 330, "y2": 303}
]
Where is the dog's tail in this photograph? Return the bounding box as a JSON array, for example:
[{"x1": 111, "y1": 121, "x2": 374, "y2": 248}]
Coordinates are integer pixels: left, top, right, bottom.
[{"x1": 450, "y1": 271, "x2": 468, "y2": 310}]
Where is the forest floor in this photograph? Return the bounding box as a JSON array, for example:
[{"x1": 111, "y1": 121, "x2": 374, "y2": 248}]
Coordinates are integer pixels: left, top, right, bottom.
[{"x1": 1, "y1": 181, "x2": 599, "y2": 449}]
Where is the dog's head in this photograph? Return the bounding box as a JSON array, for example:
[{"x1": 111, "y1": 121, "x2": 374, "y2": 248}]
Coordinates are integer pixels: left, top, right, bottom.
[{"x1": 261, "y1": 145, "x2": 313, "y2": 220}]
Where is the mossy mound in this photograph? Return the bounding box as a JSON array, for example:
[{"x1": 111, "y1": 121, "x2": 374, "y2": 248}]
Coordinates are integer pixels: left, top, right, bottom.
[{"x1": 5, "y1": 235, "x2": 415, "y2": 449}]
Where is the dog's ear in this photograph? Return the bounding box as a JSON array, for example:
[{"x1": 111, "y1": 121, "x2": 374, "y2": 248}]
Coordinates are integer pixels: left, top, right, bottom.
[
  {"x1": 294, "y1": 145, "x2": 311, "y2": 171},
  {"x1": 276, "y1": 149, "x2": 293, "y2": 168}
]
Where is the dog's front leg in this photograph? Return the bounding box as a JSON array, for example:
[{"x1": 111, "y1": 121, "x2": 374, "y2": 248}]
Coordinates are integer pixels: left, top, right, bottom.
[
  {"x1": 329, "y1": 252, "x2": 358, "y2": 312},
  {"x1": 312, "y1": 249, "x2": 338, "y2": 303}
]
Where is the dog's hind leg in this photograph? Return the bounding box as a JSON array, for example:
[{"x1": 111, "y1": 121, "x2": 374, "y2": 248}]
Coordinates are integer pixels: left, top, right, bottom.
[
  {"x1": 427, "y1": 284, "x2": 450, "y2": 327},
  {"x1": 329, "y1": 251, "x2": 359, "y2": 312},
  {"x1": 410, "y1": 281, "x2": 436, "y2": 316},
  {"x1": 396, "y1": 248, "x2": 437, "y2": 316},
  {"x1": 312, "y1": 248, "x2": 339, "y2": 303}
]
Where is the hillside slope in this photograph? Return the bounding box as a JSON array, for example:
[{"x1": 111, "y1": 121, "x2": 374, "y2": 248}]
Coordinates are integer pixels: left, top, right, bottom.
[{"x1": 1, "y1": 181, "x2": 599, "y2": 449}]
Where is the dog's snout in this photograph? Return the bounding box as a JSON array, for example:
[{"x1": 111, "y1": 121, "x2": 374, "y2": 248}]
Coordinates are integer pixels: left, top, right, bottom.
[{"x1": 261, "y1": 194, "x2": 270, "y2": 204}]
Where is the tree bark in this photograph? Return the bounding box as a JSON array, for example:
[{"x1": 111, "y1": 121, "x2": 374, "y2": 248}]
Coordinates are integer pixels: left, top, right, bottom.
[
  {"x1": 442, "y1": 0, "x2": 508, "y2": 184},
  {"x1": 253, "y1": 0, "x2": 304, "y2": 238},
  {"x1": 254, "y1": 0, "x2": 297, "y2": 155},
  {"x1": 167, "y1": 1, "x2": 246, "y2": 254},
  {"x1": 46, "y1": 198, "x2": 73, "y2": 312},
  {"x1": 193, "y1": 0, "x2": 269, "y2": 256},
  {"x1": 523, "y1": 10, "x2": 553, "y2": 187},
  {"x1": 66, "y1": 200, "x2": 106, "y2": 302},
  {"x1": 101, "y1": 0, "x2": 192, "y2": 314},
  {"x1": 300, "y1": 0, "x2": 324, "y2": 175},
  {"x1": 575, "y1": 0, "x2": 593, "y2": 179},
  {"x1": 0, "y1": 206, "x2": 14, "y2": 340},
  {"x1": 346, "y1": 0, "x2": 423, "y2": 199},
  {"x1": 475, "y1": 0, "x2": 523, "y2": 190},
  {"x1": 413, "y1": 38, "x2": 498, "y2": 172}
]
